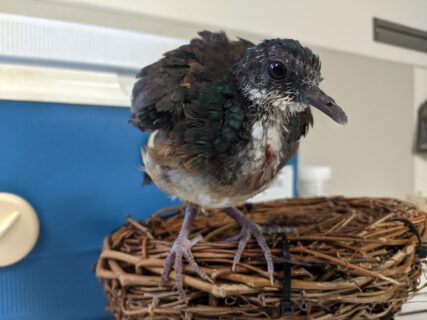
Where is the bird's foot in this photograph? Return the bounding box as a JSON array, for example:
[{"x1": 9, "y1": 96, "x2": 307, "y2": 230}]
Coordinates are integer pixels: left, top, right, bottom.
[
  {"x1": 224, "y1": 207, "x2": 275, "y2": 284},
  {"x1": 160, "y1": 207, "x2": 212, "y2": 303}
]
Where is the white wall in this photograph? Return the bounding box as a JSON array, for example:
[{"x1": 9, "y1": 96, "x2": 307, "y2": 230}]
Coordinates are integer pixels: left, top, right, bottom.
[
  {"x1": 299, "y1": 48, "x2": 414, "y2": 199},
  {"x1": 414, "y1": 68, "x2": 427, "y2": 196},
  {"x1": 8, "y1": 0, "x2": 427, "y2": 68}
]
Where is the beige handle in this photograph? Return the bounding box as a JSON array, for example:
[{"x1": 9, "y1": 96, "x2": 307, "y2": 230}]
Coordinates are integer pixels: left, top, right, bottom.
[{"x1": 0, "y1": 193, "x2": 40, "y2": 267}]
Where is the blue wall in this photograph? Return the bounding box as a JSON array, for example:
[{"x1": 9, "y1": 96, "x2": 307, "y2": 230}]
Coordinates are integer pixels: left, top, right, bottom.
[{"x1": 0, "y1": 101, "x2": 176, "y2": 320}]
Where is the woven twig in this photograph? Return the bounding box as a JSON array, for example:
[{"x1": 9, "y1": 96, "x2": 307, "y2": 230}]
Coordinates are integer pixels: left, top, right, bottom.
[{"x1": 96, "y1": 197, "x2": 427, "y2": 319}]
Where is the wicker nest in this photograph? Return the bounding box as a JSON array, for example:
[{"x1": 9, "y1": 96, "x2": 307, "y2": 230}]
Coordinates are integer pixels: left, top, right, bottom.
[{"x1": 96, "y1": 197, "x2": 427, "y2": 319}]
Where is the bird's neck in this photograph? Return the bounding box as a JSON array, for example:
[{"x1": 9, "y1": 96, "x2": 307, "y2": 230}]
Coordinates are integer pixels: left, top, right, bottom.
[
  {"x1": 245, "y1": 99, "x2": 312, "y2": 145},
  {"x1": 239, "y1": 85, "x2": 307, "y2": 128}
]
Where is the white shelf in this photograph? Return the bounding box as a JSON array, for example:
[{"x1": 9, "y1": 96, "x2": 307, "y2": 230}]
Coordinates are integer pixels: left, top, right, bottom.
[
  {"x1": 0, "y1": 13, "x2": 184, "y2": 72},
  {"x1": 0, "y1": 63, "x2": 133, "y2": 107},
  {"x1": 0, "y1": 13, "x2": 186, "y2": 106}
]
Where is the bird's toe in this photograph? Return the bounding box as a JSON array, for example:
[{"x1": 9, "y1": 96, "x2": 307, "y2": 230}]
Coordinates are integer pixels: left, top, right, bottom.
[
  {"x1": 229, "y1": 217, "x2": 275, "y2": 284},
  {"x1": 160, "y1": 235, "x2": 212, "y2": 303}
]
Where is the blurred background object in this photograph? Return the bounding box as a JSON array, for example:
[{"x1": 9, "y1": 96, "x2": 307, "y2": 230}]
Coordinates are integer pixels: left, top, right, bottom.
[
  {"x1": 298, "y1": 166, "x2": 332, "y2": 197},
  {"x1": 416, "y1": 101, "x2": 427, "y2": 152},
  {"x1": 0, "y1": 0, "x2": 426, "y2": 319}
]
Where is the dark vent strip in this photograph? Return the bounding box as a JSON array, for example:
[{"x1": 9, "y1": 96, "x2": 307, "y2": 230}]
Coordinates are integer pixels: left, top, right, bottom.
[{"x1": 374, "y1": 18, "x2": 427, "y2": 54}]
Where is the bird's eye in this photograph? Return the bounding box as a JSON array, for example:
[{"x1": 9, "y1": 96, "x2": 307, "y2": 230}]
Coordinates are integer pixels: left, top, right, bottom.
[{"x1": 267, "y1": 61, "x2": 287, "y2": 80}]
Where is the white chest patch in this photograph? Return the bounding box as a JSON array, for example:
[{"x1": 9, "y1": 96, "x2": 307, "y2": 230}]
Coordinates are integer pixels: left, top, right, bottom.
[
  {"x1": 251, "y1": 120, "x2": 264, "y2": 140},
  {"x1": 264, "y1": 120, "x2": 283, "y2": 153},
  {"x1": 251, "y1": 119, "x2": 283, "y2": 145},
  {"x1": 247, "y1": 119, "x2": 283, "y2": 169}
]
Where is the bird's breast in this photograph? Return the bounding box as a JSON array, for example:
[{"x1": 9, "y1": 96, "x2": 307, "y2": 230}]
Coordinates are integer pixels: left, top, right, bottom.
[
  {"x1": 142, "y1": 118, "x2": 289, "y2": 208},
  {"x1": 237, "y1": 119, "x2": 284, "y2": 192}
]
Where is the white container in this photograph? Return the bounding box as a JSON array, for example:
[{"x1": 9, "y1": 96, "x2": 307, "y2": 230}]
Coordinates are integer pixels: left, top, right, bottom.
[{"x1": 298, "y1": 166, "x2": 332, "y2": 197}]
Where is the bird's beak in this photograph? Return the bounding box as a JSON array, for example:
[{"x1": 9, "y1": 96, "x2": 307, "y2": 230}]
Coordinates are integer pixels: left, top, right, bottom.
[{"x1": 304, "y1": 89, "x2": 348, "y2": 125}]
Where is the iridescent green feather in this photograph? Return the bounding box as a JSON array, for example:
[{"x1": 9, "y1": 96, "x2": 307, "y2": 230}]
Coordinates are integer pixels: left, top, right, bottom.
[{"x1": 184, "y1": 71, "x2": 245, "y2": 156}]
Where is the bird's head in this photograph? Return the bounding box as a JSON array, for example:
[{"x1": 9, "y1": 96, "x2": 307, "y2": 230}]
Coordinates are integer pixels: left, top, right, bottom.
[{"x1": 234, "y1": 39, "x2": 347, "y2": 124}]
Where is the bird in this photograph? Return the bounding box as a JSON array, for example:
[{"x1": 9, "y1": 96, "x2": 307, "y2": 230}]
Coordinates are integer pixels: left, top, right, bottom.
[{"x1": 129, "y1": 31, "x2": 347, "y2": 301}]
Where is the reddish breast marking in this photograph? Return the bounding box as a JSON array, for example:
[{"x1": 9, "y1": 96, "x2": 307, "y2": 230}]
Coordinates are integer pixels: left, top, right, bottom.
[
  {"x1": 253, "y1": 144, "x2": 276, "y2": 189},
  {"x1": 264, "y1": 144, "x2": 273, "y2": 165}
]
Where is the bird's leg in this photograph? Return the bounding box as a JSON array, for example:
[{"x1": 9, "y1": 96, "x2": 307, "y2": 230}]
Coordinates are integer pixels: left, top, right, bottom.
[
  {"x1": 160, "y1": 206, "x2": 212, "y2": 302},
  {"x1": 224, "y1": 207, "x2": 275, "y2": 284}
]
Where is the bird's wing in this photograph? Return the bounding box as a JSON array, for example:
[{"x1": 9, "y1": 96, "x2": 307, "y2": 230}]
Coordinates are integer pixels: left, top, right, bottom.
[
  {"x1": 289, "y1": 108, "x2": 313, "y2": 141},
  {"x1": 129, "y1": 31, "x2": 254, "y2": 132}
]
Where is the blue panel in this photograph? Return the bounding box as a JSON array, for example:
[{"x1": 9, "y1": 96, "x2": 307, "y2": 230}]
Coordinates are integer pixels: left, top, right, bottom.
[
  {"x1": 288, "y1": 155, "x2": 298, "y2": 197},
  {"x1": 0, "y1": 100, "x2": 177, "y2": 319}
]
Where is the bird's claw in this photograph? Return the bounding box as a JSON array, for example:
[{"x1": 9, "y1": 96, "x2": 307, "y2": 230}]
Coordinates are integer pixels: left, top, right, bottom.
[
  {"x1": 228, "y1": 217, "x2": 275, "y2": 285},
  {"x1": 160, "y1": 234, "x2": 212, "y2": 302}
]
